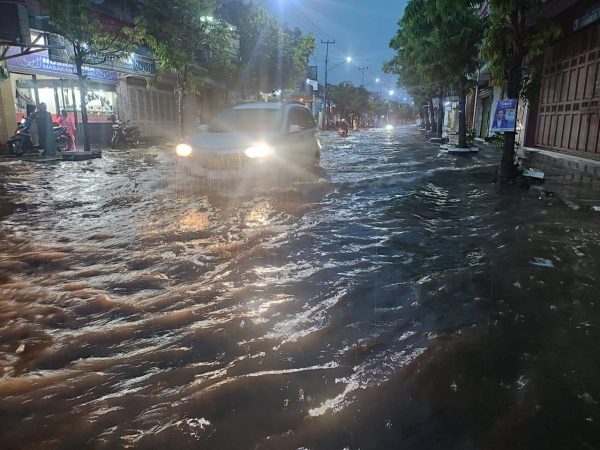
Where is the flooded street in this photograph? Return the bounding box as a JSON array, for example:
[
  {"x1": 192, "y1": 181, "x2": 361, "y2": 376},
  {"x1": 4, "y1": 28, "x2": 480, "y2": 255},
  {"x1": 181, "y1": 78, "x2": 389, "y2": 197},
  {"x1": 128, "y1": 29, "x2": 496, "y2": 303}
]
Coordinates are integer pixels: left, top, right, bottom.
[{"x1": 1, "y1": 127, "x2": 599, "y2": 449}]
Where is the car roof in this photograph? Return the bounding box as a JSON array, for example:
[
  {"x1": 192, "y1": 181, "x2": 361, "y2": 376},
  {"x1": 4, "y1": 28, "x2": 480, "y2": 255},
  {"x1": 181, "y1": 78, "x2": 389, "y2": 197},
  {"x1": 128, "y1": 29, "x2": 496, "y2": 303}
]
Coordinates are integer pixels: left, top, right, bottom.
[{"x1": 233, "y1": 102, "x2": 284, "y2": 110}]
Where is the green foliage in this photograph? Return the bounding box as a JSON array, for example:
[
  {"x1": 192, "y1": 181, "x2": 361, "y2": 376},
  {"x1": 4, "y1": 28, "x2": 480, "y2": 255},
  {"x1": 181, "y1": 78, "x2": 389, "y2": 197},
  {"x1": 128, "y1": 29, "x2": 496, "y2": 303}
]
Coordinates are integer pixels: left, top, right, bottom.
[
  {"x1": 368, "y1": 98, "x2": 388, "y2": 117},
  {"x1": 132, "y1": 0, "x2": 233, "y2": 93},
  {"x1": 329, "y1": 83, "x2": 369, "y2": 116},
  {"x1": 386, "y1": 0, "x2": 483, "y2": 143},
  {"x1": 479, "y1": 0, "x2": 560, "y2": 180},
  {"x1": 386, "y1": 0, "x2": 483, "y2": 92},
  {"x1": 480, "y1": 0, "x2": 561, "y2": 99},
  {"x1": 217, "y1": 1, "x2": 315, "y2": 93},
  {"x1": 43, "y1": 0, "x2": 133, "y2": 66}
]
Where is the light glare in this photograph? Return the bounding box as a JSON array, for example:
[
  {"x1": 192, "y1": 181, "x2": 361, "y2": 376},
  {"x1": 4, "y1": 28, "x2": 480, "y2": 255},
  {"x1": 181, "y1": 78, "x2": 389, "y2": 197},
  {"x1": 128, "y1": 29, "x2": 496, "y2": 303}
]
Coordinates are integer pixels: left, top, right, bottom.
[
  {"x1": 245, "y1": 143, "x2": 274, "y2": 159},
  {"x1": 176, "y1": 143, "x2": 193, "y2": 157}
]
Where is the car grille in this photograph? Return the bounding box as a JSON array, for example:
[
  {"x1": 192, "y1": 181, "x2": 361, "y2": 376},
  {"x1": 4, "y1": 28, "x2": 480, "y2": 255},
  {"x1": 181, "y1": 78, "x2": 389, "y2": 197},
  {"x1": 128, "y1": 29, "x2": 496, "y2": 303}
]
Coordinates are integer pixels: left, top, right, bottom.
[{"x1": 200, "y1": 154, "x2": 243, "y2": 171}]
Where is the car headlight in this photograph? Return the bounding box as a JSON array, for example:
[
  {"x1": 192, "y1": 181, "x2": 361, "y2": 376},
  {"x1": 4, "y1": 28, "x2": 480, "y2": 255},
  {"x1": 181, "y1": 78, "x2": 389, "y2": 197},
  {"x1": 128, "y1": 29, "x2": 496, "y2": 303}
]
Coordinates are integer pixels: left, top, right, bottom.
[
  {"x1": 385, "y1": 124, "x2": 394, "y2": 131},
  {"x1": 244, "y1": 143, "x2": 274, "y2": 159},
  {"x1": 176, "y1": 143, "x2": 193, "y2": 157}
]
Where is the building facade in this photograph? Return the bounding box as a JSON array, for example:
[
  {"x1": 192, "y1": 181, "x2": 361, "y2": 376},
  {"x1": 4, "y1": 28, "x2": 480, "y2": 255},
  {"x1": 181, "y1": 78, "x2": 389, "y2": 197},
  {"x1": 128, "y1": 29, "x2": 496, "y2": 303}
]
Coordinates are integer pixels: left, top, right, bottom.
[
  {"x1": 526, "y1": 0, "x2": 600, "y2": 160},
  {"x1": 1, "y1": 0, "x2": 231, "y2": 146}
]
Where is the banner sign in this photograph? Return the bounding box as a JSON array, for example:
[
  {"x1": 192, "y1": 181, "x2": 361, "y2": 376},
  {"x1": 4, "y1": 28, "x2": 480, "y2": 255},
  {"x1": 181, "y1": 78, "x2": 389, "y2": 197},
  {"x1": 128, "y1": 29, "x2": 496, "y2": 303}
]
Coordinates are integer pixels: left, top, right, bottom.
[
  {"x1": 48, "y1": 33, "x2": 156, "y2": 77},
  {"x1": 490, "y1": 98, "x2": 517, "y2": 132},
  {"x1": 574, "y1": 4, "x2": 600, "y2": 31},
  {"x1": 307, "y1": 65, "x2": 318, "y2": 81},
  {"x1": 6, "y1": 47, "x2": 118, "y2": 82}
]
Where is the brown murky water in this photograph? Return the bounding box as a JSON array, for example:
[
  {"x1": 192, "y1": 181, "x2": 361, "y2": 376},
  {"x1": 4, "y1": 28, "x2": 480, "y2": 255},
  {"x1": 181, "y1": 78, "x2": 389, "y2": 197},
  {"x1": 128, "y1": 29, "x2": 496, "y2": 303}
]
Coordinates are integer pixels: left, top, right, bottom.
[{"x1": 1, "y1": 128, "x2": 599, "y2": 449}]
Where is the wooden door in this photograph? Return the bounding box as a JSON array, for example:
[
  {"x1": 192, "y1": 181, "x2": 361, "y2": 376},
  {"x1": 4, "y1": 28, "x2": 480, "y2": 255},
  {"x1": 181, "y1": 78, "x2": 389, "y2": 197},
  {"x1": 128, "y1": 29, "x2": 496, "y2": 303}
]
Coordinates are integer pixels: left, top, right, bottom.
[{"x1": 535, "y1": 25, "x2": 600, "y2": 160}]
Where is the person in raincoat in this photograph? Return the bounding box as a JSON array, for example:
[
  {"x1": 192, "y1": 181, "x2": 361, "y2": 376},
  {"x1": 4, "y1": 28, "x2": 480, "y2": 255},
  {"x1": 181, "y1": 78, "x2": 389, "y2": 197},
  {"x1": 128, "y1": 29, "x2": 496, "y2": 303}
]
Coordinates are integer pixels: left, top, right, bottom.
[
  {"x1": 31, "y1": 103, "x2": 57, "y2": 155},
  {"x1": 57, "y1": 110, "x2": 76, "y2": 151}
]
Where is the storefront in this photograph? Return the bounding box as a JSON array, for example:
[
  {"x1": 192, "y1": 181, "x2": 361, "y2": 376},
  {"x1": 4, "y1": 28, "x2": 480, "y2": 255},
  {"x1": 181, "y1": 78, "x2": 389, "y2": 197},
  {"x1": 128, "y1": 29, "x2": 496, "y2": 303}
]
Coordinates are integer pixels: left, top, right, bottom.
[
  {"x1": 531, "y1": 0, "x2": 600, "y2": 160},
  {"x1": 6, "y1": 44, "x2": 118, "y2": 144}
]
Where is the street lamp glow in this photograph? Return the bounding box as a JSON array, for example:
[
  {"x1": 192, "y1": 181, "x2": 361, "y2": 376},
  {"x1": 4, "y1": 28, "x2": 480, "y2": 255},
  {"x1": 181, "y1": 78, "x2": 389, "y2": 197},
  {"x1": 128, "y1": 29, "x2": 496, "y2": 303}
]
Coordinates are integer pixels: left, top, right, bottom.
[
  {"x1": 389, "y1": 90, "x2": 395, "y2": 96},
  {"x1": 346, "y1": 56, "x2": 352, "y2": 63},
  {"x1": 375, "y1": 78, "x2": 380, "y2": 83}
]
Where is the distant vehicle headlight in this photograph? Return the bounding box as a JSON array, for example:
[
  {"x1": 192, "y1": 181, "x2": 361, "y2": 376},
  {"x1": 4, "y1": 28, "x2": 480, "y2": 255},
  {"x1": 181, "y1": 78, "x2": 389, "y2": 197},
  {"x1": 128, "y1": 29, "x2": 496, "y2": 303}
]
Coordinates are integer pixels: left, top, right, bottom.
[
  {"x1": 244, "y1": 143, "x2": 274, "y2": 159},
  {"x1": 176, "y1": 143, "x2": 193, "y2": 157},
  {"x1": 385, "y1": 124, "x2": 394, "y2": 131}
]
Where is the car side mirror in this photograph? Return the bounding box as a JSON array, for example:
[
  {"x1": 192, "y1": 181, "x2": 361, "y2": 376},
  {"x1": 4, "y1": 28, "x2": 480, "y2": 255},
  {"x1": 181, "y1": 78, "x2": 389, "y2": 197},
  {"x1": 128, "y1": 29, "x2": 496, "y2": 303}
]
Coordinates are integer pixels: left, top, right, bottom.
[
  {"x1": 199, "y1": 124, "x2": 209, "y2": 132},
  {"x1": 288, "y1": 124, "x2": 302, "y2": 134}
]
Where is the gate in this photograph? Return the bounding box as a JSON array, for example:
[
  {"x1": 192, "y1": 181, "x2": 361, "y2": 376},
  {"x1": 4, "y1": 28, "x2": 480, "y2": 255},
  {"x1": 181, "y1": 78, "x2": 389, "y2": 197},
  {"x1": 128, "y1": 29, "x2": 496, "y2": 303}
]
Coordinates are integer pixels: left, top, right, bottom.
[{"x1": 536, "y1": 26, "x2": 600, "y2": 160}]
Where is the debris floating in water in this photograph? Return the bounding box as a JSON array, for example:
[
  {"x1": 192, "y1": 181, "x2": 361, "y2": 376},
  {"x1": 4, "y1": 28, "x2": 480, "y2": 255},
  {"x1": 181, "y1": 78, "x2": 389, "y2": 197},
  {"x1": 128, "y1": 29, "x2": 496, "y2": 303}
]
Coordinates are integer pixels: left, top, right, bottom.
[
  {"x1": 522, "y1": 168, "x2": 545, "y2": 180},
  {"x1": 529, "y1": 257, "x2": 554, "y2": 268}
]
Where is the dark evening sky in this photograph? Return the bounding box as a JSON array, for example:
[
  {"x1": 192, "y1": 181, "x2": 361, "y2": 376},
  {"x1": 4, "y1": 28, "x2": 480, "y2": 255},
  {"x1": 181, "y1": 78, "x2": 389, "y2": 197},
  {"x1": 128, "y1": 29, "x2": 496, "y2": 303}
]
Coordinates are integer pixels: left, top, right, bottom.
[{"x1": 263, "y1": 0, "x2": 410, "y2": 100}]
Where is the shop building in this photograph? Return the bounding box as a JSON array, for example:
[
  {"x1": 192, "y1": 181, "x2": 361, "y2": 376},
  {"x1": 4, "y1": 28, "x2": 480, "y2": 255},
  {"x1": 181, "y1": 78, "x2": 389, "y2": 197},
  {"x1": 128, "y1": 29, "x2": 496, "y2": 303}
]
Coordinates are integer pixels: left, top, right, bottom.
[{"x1": 5, "y1": 37, "x2": 119, "y2": 144}]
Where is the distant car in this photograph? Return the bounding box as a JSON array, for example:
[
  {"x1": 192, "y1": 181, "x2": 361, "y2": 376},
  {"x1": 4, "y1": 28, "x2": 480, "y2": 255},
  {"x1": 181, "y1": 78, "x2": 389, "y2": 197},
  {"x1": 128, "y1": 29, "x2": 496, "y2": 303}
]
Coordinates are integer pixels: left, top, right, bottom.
[{"x1": 176, "y1": 102, "x2": 321, "y2": 178}]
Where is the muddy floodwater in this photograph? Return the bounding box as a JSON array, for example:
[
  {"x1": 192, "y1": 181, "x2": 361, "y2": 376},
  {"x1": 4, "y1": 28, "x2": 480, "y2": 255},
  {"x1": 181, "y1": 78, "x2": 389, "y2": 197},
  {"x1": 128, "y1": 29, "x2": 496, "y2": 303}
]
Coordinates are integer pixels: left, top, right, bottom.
[{"x1": 1, "y1": 128, "x2": 599, "y2": 449}]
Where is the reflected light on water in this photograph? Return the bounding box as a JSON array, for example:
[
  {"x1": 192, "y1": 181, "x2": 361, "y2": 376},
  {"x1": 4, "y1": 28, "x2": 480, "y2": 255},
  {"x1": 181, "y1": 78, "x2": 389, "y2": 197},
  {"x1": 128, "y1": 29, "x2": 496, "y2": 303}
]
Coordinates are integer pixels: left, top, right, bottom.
[{"x1": 179, "y1": 210, "x2": 210, "y2": 232}]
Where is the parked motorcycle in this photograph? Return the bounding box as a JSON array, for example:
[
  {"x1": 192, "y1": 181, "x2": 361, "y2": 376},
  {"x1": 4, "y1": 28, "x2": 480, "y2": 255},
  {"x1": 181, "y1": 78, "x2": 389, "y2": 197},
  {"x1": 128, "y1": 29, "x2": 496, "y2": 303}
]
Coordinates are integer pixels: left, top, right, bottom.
[
  {"x1": 7, "y1": 117, "x2": 72, "y2": 156},
  {"x1": 110, "y1": 116, "x2": 141, "y2": 148},
  {"x1": 54, "y1": 125, "x2": 72, "y2": 153}
]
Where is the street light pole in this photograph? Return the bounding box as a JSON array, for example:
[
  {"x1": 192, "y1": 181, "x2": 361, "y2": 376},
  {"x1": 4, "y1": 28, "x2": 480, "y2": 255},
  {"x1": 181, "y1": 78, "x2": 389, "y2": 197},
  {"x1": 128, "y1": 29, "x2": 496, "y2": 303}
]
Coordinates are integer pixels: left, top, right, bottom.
[{"x1": 321, "y1": 39, "x2": 335, "y2": 130}]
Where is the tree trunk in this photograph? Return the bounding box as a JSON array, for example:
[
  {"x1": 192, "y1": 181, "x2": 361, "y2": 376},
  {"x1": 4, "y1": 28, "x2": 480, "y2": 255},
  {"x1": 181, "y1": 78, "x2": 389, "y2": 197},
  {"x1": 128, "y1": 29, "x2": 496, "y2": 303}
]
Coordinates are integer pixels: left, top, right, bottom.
[
  {"x1": 423, "y1": 106, "x2": 430, "y2": 130},
  {"x1": 458, "y1": 76, "x2": 467, "y2": 148},
  {"x1": 437, "y1": 84, "x2": 444, "y2": 138},
  {"x1": 76, "y1": 61, "x2": 91, "y2": 152},
  {"x1": 498, "y1": 8, "x2": 524, "y2": 182},
  {"x1": 429, "y1": 97, "x2": 436, "y2": 132},
  {"x1": 498, "y1": 58, "x2": 521, "y2": 182}
]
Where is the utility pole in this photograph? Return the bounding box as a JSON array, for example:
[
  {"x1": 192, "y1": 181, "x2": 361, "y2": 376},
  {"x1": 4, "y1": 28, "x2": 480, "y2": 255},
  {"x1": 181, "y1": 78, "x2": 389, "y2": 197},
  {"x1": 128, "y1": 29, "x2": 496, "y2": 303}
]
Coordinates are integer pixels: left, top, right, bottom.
[
  {"x1": 321, "y1": 39, "x2": 335, "y2": 130},
  {"x1": 359, "y1": 66, "x2": 368, "y2": 87}
]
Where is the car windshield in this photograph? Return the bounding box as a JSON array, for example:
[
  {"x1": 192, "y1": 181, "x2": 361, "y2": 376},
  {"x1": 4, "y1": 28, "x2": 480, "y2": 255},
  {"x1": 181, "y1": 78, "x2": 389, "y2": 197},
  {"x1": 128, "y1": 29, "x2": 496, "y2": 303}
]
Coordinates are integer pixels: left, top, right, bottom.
[{"x1": 208, "y1": 108, "x2": 282, "y2": 133}]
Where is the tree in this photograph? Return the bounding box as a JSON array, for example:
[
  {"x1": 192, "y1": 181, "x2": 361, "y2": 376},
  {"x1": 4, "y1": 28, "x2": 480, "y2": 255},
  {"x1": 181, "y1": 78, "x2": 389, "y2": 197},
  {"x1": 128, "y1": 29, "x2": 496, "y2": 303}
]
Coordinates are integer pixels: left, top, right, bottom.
[
  {"x1": 386, "y1": 0, "x2": 483, "y2": 145},
  {"x1": 43, "y1": 0, "x2": 134, "y2": 151},
  {"x1": 386, "y1": 0, "x2": 447, "y2": 136},
  {"x1": 481, "y1": 0, "x2": 560, "y2": 181},
  {"x1": 329, "y1": 83, "x2": 369, "y2": 121},
  {"x1": 425, "y1": 0, "x2": 483, "y2": 148},
  {"x1": 217, "y1": 1, "x2": 315, "y2": 96},
  {"x1": 368, "y1": 98, "x2": 388, "y2": 120},
  {"x1": 133, "y1": 0, "x2": 233, "y2": 136}
]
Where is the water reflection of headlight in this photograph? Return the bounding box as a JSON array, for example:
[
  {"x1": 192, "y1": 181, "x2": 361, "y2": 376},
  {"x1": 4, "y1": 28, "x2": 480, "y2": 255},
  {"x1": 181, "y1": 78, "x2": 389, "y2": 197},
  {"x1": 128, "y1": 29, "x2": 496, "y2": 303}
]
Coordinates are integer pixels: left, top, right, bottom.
[
  {"x1": 245, "y1": 143, "x2": 274, "y2": 159},
  {"x1": 176, "y1": 143, "x2": 193, "y2": 157}
]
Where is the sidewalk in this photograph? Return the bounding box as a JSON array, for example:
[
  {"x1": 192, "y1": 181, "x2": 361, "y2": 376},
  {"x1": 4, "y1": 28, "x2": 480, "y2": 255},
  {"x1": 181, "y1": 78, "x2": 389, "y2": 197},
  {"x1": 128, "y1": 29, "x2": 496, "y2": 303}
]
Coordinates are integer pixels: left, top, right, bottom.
[{"x1": 469, "y1": 137, "x2": 600, "y2": 208}]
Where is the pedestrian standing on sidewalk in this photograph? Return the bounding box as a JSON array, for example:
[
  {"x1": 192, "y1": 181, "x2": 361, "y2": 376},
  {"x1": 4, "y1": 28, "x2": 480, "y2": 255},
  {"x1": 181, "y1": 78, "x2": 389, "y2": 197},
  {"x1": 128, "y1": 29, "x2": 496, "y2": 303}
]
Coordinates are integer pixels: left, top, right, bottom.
[
  {"x1": 31, "y1": 103, "x2": 57, "y2": 156},
  {"x1": 57, "y1": 110, "x2": 77, "y2": 151}
]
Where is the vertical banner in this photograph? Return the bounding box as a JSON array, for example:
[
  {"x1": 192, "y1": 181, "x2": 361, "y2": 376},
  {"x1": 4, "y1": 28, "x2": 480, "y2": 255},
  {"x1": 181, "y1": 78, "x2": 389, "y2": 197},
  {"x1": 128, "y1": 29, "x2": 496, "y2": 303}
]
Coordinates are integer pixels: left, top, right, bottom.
[{"x1": 490, "y1": 98, "x2": 517, "y2": 132}]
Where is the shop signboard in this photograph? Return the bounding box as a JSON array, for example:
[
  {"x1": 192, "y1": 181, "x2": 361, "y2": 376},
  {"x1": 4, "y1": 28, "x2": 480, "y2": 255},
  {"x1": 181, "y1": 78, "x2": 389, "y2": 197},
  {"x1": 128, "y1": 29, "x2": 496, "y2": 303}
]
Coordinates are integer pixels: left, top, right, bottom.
[
  {"x1": 573, "y1": 4, "x2": 600, "y2": 32},
  {"x1": 6, "y1": 47, "x2": 118, "y2": 82},
  {"x1": 490, "y1": 98, "x2": 517, "y2": 133},
  {"x1": 48, "y1": 33, "x2": 157, "y2": 78}
]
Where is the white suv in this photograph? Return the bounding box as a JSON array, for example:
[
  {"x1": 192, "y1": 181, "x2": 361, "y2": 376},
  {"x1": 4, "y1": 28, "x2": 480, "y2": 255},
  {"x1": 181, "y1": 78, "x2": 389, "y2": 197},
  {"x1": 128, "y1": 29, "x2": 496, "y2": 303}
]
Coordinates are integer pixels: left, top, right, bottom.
[{"x1": 176, "y1": 102, "x2": 321, "y2": 177}]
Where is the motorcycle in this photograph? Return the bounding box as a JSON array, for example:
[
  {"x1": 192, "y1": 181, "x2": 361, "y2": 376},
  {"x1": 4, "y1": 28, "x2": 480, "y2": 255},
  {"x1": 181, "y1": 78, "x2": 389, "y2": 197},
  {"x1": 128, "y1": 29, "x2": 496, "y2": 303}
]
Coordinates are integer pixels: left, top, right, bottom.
[
  {"x1": 337, "y1": 127, "x2": 348, "y2": 137},
  {"x1": 6, "y1": 117, "x2": 72, "y2": 156},
  {"x1": 54, "y1": 125, "x2": 72, "y2": 153},
  {"x1": 110, "y1": 116, "x2": 141, "y2": 148}
]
